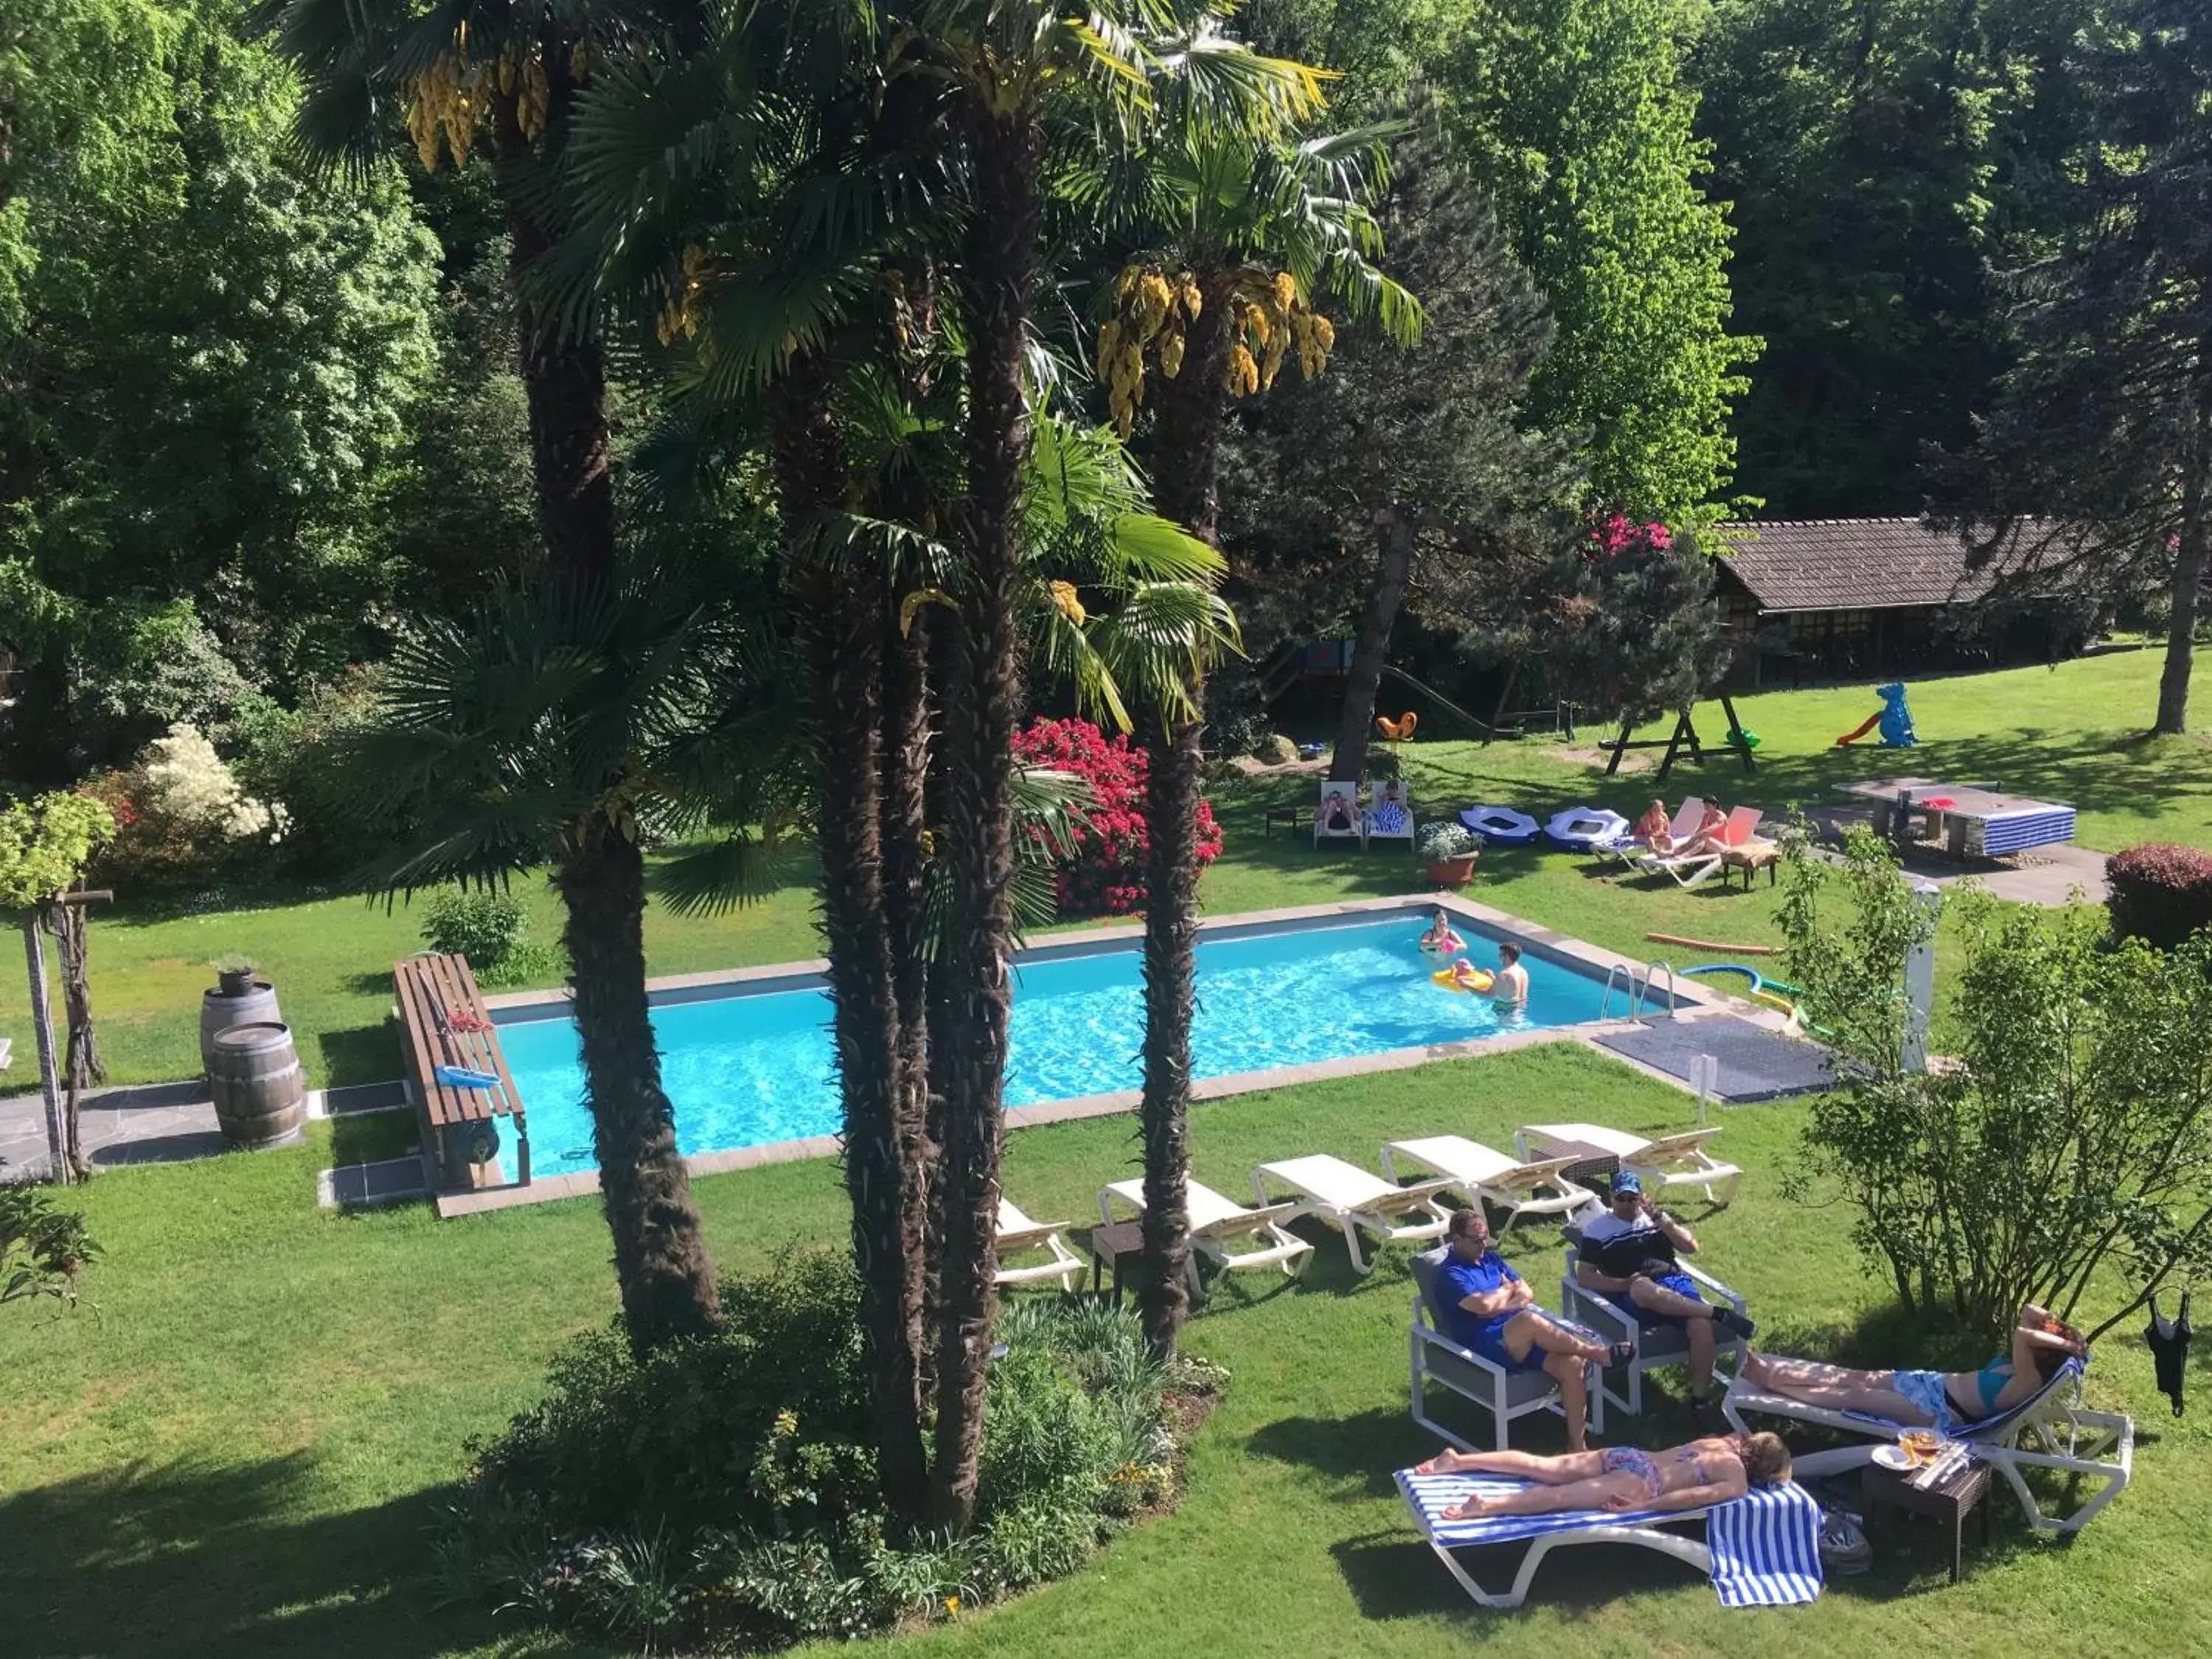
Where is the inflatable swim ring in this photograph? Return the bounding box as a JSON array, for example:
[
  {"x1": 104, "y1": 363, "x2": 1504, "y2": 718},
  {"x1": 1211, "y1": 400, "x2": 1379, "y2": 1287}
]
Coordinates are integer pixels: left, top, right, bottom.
[
  {"x1": 1433, "y1": 966, "x2": 1495, "y2": 993},
  {"x1": 1458, "y1": 805, "x2": 1541, "y2": 846},
  {"x1": 1419, "y1": 933, "x2": 1466, "y2": 958},
  {"x1": 1543, "y1": 807, "x2": 1630, "y2": 852}
]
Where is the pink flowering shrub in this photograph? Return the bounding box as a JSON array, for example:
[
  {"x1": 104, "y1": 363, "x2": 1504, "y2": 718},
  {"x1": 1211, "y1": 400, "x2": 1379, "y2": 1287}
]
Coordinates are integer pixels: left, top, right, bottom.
[
  {"x1": 1587, "y1": 512, "x2": 1672, "y2": 561},
  {"x1": 1011, "y1": 716, "x2": 1223, "y2": 917}
]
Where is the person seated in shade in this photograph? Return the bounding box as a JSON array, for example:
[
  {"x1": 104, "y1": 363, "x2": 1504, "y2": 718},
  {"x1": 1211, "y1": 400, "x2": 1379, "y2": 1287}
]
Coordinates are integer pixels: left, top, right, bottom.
[
  {"x1": 1435, "y1": 1206, "x2": 1632, "y2": 1454},
  {"x1": 1740, "y1": 1304, "x2": 2087, "y2": 1436},
  {"x1": 1632, "y1": 798, "x2": 1674, "y2": 855},
  {"x1": 1415, "y1": 1430, "x2": 1795, "y2": 1519},
  {"x1": 1320, "y1": 790, "x2": 1359, "y2": 834},
  {"x1": 1488, "y1": 941, "x2": 1528, "y2": 1009},
  {"x1": 1419, "y1": 908, "x2": 1465, "y2": 956},
  {"x1": 1575, "y1": 1172, "x2": 1754, "y2": 1423}
]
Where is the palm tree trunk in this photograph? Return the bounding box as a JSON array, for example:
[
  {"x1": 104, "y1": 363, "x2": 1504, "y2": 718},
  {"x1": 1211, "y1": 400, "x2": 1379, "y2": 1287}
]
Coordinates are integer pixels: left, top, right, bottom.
[
  {"x1": 929, "y1": 98, "x2": 1042, "y2": 1533},
  {"x1": 1328, "y1": 510, "x2": 1416, "y2": 782},
  {"x1": 496, "y1": 85, "x2": 717, "y2": 1352},
  {"x1": 881, "y1": 599, "x2": 936, "y2": 1392},
  {"x1": 773, "y1": 370, "x2": 932, "y2": 1509},
  {"x1": 554, "y1": 821, "x2": 722, "y2": 1352},
  {"x1": 1133, "y1": 271, "x2": 1237, "y2": 1355}
]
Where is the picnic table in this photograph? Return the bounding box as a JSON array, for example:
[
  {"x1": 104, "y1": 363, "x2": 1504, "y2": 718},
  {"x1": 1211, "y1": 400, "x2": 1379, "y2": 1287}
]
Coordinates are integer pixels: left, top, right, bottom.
[
  {"x1": 1841, "y1": 777, "x2": 2077, "y2": 860},
  {"x1": 394, "y1": 952, "x2": 532, "y2": 1189}
]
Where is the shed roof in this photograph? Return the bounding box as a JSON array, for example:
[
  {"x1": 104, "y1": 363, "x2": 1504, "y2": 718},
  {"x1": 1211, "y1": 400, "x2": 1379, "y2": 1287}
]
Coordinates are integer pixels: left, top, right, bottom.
[{"x1": 1713, "y1": 518, "x2": 2033, "y2": 615}]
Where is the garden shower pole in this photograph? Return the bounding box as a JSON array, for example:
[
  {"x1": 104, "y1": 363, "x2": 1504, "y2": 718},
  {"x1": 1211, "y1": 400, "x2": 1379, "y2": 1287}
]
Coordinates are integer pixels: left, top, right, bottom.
[{"x1": 1902, "y1": 880, "x2": 1941, "y2": 1074}]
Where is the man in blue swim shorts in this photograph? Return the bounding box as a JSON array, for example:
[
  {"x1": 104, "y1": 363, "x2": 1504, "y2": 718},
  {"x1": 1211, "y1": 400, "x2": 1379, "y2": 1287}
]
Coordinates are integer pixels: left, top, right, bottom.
[
  {"x1": 1439, "y1": 1208, "x2": 1630, "y2": 1452},
  {"x1": 1575, "y1": 1172, "x2": 1756, "y2": 1424}
]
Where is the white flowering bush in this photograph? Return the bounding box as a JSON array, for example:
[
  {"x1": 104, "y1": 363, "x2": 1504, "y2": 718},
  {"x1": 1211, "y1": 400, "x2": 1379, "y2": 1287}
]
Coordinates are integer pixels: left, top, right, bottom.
[{"x1": 139, "y1": 723, "x2": 289, "y2": 846}]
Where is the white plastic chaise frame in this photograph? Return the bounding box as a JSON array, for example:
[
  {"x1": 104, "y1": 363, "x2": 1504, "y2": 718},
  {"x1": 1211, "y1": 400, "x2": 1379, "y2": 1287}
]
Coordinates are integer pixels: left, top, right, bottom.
[
  {"x1": 1397, "y1": 1470, "x2": 1717, "y2": 1610},
  {"x1": 1380, "y1": 1136, "x2": 1600, "y2": 1233},
  {"x1": 1721, "y1": 1356, "x2": 2134, "y2": 1536},
  {"x1": 992, "y1": 1198, "x2": 1085, "y2": 1292},
  {"x1": 1098, "y1": 1178, "x2": 1315, "y2": 1277},
  {"x1": 1559, "y1": 1231, "x2": 1747, "y2": 1418},
  {"x1": 1248, "y1": 1153, "x2": 1457, "y2": 1274},
  {"x1": 1314, "y1": 779, "x2": 1365, "y2": 848},
  {"x1": 1514, "y1": 1121, "x2": 1744, "y2": 1208}
]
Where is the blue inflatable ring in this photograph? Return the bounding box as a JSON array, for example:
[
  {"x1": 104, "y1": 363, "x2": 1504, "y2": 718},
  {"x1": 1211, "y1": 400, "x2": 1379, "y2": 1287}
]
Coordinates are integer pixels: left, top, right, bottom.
[
  {"x1": 1458, "y1": 805, "x2": 1541, "y2": 846},
  {"x1": 1543, "y1": 807, "x2": 1630, "y2": 851}
]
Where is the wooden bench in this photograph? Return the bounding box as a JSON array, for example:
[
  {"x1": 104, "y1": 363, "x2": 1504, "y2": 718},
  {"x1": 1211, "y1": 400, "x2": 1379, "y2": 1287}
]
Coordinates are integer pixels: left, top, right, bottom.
[{"x1": 393, "y1": 953, "x2": 531, "y2": 1188}]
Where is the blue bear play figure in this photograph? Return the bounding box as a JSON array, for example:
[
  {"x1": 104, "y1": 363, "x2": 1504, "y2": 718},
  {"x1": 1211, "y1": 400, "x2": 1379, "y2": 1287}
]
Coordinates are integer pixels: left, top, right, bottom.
[{"x1": 1877, "y1": 681, "x2": 1917, "y2": 747}]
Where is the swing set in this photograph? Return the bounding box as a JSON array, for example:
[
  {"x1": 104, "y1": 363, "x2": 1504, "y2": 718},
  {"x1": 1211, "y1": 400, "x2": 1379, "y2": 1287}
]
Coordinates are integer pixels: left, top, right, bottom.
[{"x1": 1599, "y1": 698, "x2": 1759, "y2": 786}]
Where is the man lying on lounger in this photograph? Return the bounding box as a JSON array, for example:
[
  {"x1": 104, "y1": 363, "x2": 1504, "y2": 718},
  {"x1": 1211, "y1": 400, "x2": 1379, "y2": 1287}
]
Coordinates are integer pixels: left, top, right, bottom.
[
  {"x1": 1438, "y1": 1207, "x2": 1632, "y2": 1453},
  {"x1": 1576, "y1": 1172, "x2": 1754, "y2": 1425},
  {"x1": 1415, "y1": 1430, "x2": 1795, "y2": 1518}
]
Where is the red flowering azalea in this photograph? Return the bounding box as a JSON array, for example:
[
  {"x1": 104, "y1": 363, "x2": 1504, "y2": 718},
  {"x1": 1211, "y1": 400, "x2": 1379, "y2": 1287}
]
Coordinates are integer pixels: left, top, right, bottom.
[
  {"x1": 1011, "y1": 716, "x2": 1222, "y2": 917},
  {"x1": 1588, "y1": 511, "x2": 1672, "y2": 561}
]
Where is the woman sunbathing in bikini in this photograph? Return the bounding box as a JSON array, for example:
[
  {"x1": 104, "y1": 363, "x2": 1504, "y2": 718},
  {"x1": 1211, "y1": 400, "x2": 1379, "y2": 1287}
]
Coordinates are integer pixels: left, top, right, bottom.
[
  {"x1": 1632, "y1": 798, "x2": 1673, "y2": 855},
  {"x1": 1739, "y1": 1304, "x2": 2085, "y2": 1436},
  {"x1": 1415, "y1": 1430, "x2": 1794, "y2": 1518}
]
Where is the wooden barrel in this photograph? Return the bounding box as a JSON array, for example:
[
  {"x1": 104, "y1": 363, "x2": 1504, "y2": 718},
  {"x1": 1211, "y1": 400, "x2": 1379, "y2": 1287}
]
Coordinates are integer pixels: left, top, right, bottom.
[
  {"x1": 201, "y1": 980, "x2": 282, "y2": 1076},
  {"x1": 208, "y1": 1022, "x2": 307, "y2": 1150}
]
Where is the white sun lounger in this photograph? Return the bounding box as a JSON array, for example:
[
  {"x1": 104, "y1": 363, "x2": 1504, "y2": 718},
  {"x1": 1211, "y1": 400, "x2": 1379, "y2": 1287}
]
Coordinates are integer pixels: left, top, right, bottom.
[
  {"x1": 1315, "y1": 779, "x2": 1365, "y2": 847},
  {"x1": 992, "y1": 1198, "x2": 1085, "y2": 1292},
  {"x1": 1514, "y1": 1122, "x2": 1743, "y2": 1207},
  {"x1": 1608, "y1": 796, "x2": 1705, "y2": 869},
  {"x1": 1248, "y1": 1153, "x2": 1457, "y2": 1274},
  {"x1": 1397, "y1": 1467, "x2": 1823, "y2": 1610},
  {"x1": 1099, "y1": 1178, "x2": 1315, "y2": 1277},
  {"x1": 1380, "y1": 1136, "x2": 1600, "y2": 1232},
  {"x1": 1722, "y1": 1354, "x2": 2132, "y2": 1535}
]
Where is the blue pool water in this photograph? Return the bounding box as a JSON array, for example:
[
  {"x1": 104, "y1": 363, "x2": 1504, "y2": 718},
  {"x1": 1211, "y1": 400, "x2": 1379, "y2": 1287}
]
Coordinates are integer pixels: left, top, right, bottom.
[{"x1": 499, "y1": 916, "x2": 1614, "y2": 1169}]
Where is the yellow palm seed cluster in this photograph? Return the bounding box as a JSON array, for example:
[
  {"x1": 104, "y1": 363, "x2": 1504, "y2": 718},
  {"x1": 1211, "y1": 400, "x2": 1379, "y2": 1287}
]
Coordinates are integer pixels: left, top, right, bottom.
[
  {"x1": 655, "y1": 245, "x2": 710, "y2": 347},
  {"x1": 1048, "y1": 580, "x2": 1086, "y2": 626},
  {"x1": 404, "y1": 53, "x2": 479, "y2": 171},
  {"x1": 406, "y1": 32, "x2": 580, "y2": 171},
  {"x1": 1099, "y1": 262, "x2": 1207, "y2": 437}
]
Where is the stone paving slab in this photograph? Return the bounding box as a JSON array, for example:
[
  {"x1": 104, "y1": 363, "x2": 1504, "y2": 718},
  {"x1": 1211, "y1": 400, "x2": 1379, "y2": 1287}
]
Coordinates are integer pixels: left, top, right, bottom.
[{"x1": 320, "y1": 1154, "x2": 431, "y2": 1210}]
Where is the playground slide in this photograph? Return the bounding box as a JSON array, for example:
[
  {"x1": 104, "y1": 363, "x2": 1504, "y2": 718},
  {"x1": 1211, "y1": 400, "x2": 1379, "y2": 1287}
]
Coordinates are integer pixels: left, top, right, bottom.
[{"x1": 1834, "y1": 711, "x2": 1883, "y2": 746}]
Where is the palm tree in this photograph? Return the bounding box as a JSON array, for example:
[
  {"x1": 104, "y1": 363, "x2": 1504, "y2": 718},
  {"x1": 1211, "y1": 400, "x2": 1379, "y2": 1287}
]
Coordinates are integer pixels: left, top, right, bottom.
[
  {"x1": 1087, "y1": 93, "x2": 1419, "y2": 1354},
  {"x1": 258, "y1": 0, "x2": 725, "y2": 1350}
]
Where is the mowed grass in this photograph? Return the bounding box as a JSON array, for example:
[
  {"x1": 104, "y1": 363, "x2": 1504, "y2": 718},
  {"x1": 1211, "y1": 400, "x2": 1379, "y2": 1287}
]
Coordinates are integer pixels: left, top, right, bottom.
[
  {"x1": 7, "y1": 646, "x2": 2208, "y2": 1094},
  {"x1": 2, "y1": 1044, "x2": 2204, "y2": 1658}
]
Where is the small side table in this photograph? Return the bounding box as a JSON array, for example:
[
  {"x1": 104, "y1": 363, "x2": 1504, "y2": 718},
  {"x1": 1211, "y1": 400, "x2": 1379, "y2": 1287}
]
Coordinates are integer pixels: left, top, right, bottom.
[
  {"x1": 1719, "y1": 844, "x2": 1781, "y2": 892},
  {"x1": 1087, "y1": 1221, "x2": 1206, "y2": 1306},
  {"x1": 1537, "y1": 1138, "x2": 1621, "y2": 1193},
  {"x1": 1265, "y1": 803, "x2": 1310, "y2": 838},
  {"x1": 1861, "y1": 1456, "x2": 1992, "y2": 1585}
]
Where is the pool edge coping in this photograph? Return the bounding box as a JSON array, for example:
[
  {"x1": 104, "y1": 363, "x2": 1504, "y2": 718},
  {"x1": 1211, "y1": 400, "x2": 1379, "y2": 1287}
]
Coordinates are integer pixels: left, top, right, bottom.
[{"x1": 440, "y1": 893, "x2": 1750, "y2": 1220}]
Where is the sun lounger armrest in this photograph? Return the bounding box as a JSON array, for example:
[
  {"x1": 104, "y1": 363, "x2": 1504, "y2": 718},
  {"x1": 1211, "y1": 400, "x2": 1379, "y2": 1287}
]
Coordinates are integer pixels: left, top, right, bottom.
[
  {"x1": 995, "y1": 1222, "x2": 1074, "y2": 1255},
  {"x1": 1675, "y1": 1260, "x2": 1746, "y2": 1310},
  {"x1": 1197, "y1": 1200, "x2": 1300, "y2": 1237},
  {"x1": 1635, "y1": 1127, "x2": 1725, "y2": 1161}
]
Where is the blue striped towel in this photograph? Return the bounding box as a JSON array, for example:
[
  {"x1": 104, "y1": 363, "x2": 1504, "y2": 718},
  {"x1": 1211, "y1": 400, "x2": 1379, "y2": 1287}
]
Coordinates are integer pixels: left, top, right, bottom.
[
  {"x1": 1706, "y1": 1481, "x2": 1823, "y2": 1607},
  {"x1": 1397, "y1": 1468, "x2": 1823, "y2": 1607},
  {"x1": 1367, "y1": 802, "x2": 1411, "y2": 835}
]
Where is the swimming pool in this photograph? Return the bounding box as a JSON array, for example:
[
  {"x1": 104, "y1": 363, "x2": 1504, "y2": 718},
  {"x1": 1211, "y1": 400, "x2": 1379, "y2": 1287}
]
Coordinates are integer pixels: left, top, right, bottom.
[{"x1": 497, "y1": 912, "x2": 1619, "y2": 1169}]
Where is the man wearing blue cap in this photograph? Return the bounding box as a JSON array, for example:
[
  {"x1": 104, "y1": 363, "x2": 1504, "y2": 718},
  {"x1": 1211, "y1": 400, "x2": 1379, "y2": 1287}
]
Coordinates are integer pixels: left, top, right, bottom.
[{"x1": 1576, "y1": 1171, "x2": 1753, "y2": 1420}]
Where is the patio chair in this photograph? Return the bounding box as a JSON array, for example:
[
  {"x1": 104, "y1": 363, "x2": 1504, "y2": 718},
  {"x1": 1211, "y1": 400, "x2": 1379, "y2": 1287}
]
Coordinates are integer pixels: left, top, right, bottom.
[
  {"x1": 1379, "y1": 1136, "x2": 1601, "y2": 1233},
  {"x1": 1248, "y1": 1152, "x2": 1456, "y2": 1274},
  {"x1": 1722, "y1": 1354, "x2": 2132, "y2": 1536},
  {"x1": 1397, "y1": 1464, "x2": 1823, "y2": 1610},
  {"x1": 1098, "y1": 1177, "x2": 1315, "y2": 1278},
  {"x1": 992, "y1": 1198, "x2": 1085, "y2": 1292},
  {"x1": 1558, "y1": 1217, "x2": 1747, "y2": 1418},
  {"x1": 1514, "y1": 1121, "x2": 1743, "y2": 1208},
  {"x1": 1364, "y1": 779, "x2": 1416, "y2": 849},
  {"x1": 1314, "y1": 779, "x2": 1365, "y2": 848},
  {"x1": 1607, "y1": 796, "x2": 1704, "y2": 869},
  {"x1": 1408, "y1": 1245, "x2": 1604, "y2": 1450}
]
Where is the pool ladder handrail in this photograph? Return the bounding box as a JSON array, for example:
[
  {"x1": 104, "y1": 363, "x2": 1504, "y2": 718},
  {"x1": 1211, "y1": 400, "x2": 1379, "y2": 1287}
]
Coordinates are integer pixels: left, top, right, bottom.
[{"x1": 1600, "y1": 959, "x2": 1680, "y2": 1021}]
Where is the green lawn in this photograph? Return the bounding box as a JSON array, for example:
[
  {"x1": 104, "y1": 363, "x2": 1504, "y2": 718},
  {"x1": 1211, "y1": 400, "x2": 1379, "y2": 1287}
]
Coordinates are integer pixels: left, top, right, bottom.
[
  {"x1": 3, "y1": 1044, "x2": 2202, "y2": 1658},
  {"x1": 7, "y1": 647, "x2": 2207, "y2": 1094}
]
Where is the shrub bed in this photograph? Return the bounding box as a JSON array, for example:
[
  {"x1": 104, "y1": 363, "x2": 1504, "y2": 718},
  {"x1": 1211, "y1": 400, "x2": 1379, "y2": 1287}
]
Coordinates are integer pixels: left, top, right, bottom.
[
  {"x1": 1011, "y1": 716, "x2": 1222, "y2": 917},
  {"x1": 437, "y1": 1255, "x2": 1225, "y2": 1652},
  {"x1": 2106, "y1": 842, "x2": 2212, "y2": 948}
]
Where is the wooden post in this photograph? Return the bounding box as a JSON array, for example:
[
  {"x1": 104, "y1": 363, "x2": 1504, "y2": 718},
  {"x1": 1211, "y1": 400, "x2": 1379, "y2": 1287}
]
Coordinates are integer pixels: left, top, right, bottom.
[
  {"x1": 1653, "y1": 709, "x2": 1697, "y2": 785},
  {"x1": 21, "y1": 917, "x2": 69, "y2": 1183},
  {"x1": 1604, "y1": 717, "x2": 1635, "y2": 776},
  {"x1": 1719, "y1": 695, "x2": 1757, "y2": 774},
  {"x1": 1484, "y1": 661, "x2": 1523, "y2": 748}
]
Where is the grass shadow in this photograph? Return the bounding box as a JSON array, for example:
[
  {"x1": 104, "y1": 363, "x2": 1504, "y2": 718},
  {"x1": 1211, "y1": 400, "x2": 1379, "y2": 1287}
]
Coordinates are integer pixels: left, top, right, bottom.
[
  {"x1": 318, "y1": 1023, "x2": 402, "y2": 1090},
  {"x1": 0, "y1": 1455, "x2": 537, "y2": 1659},
  {"x1": 330, "y1": 1107, "x2": 419, "y2": 1167}
]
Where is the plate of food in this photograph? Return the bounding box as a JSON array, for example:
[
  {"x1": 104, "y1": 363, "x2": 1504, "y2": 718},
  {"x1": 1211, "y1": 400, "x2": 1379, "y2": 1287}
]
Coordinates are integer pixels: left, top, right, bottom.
[{"x1": 1871, "y1": 1444, "x2": 1916, "y2": 1471}]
